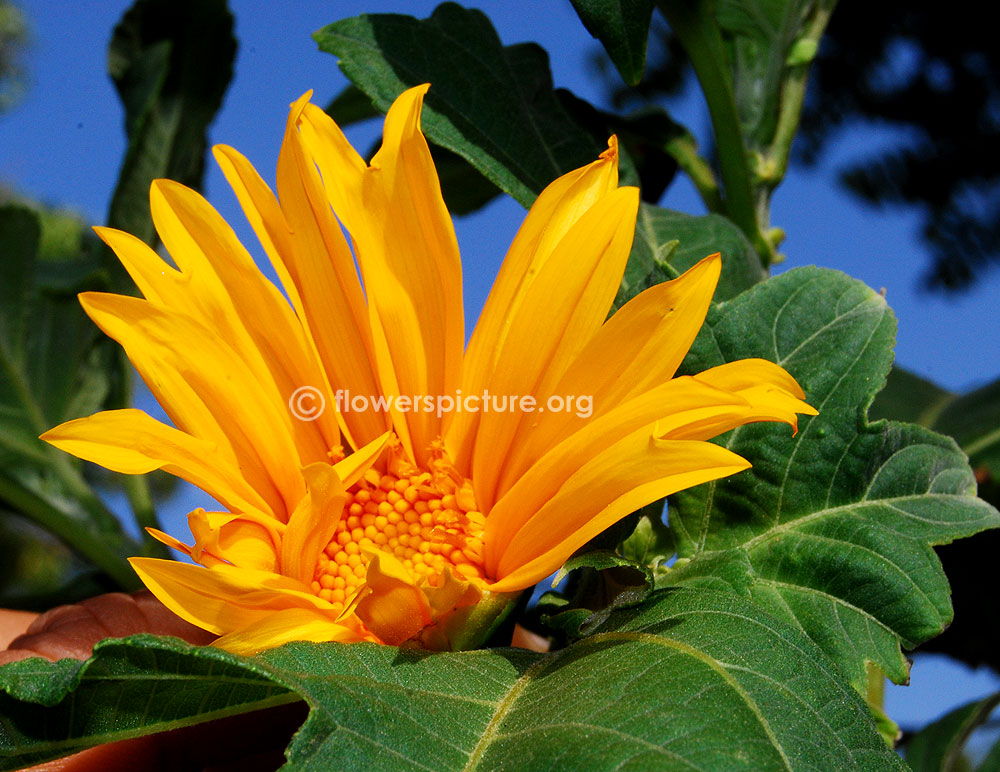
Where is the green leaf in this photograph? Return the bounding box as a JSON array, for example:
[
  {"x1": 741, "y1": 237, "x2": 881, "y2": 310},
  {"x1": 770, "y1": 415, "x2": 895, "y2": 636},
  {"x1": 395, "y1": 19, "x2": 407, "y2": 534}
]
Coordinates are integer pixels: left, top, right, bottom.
[
  {"x1": 870, "y1": 367, "x2": 1000, "y2": 482},
  {"x1": 0, "y1": 588, "x2": 907, "y2": 771},
  {"x1": 0, "y1": 204, "x2": 140, "y2": 588},
  {"x1": 0, "y1": 635, "x2": 298, "y2": 769},
  {"x1": 541, "y1": 548, "x2": 652, "y2": 637},
  {"x1": 616, "y1": 202, "x2": 766, "y2": 309},
  {"x1": 0, "y1": 205, "x2": 118, "y2": 468},
  {"x1": 904, "y1": 691, "x2": 1000, "y2": 772},
  {"x1": 667, "y1": 267, "x2": 1000, "y2": 696},
  {"x1": 324, "y1": 83, "x2": 381, "y2": 127},
  {"x1": 314, "y1": 3, "x2": 602, "y2": 208},
  {"x1": 107, "y1": 0, "x2": 235, "y2": 248},
  {"x1": 0, "y1": 510, "x2": 105, "y2": 609},
  {"x1": 867, "y1": 367, "x2": 1000, "y2": 671},
  {"x1": 620, "y1": 502, "x2": 674, "y2": 578},
  {"x1": 570, "y1": 0, "x2": 656, "y2": 86},
  {"x1": 978, "y1": 734, "x2": 1000, "y2": 772},
  {"x1": 869, "y1": 366, "x2": 954, "y2": 427},
  {"x1": 925, "y1": 378, "x2": 1000, "y2": 477}
]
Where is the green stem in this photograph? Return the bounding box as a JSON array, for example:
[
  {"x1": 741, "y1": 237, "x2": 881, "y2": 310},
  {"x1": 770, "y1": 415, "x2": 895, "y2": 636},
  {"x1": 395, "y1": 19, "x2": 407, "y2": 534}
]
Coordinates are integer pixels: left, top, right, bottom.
[
  {"x1": 865, "y1": 662, "x2": 885, "y2": 713},
  {"x1": 664, "y1": 132, "x2": 723, "y2": 212},
  {"x1": 0, "y1": 472, "x2": 141, "y2": 590},
  {"x1": 761, "y1": 1, "x2": 838, "y2": 190},
  {"x1": 657, "y1": 0, "x2": 775, "y2": 266}
]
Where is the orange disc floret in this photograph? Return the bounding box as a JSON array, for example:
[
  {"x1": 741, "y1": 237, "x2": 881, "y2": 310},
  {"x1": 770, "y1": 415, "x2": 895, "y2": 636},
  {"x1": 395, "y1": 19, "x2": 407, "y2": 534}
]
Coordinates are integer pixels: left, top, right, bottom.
[{"x1": 311, "y1": 455, "x2": 486, "y2": 617}]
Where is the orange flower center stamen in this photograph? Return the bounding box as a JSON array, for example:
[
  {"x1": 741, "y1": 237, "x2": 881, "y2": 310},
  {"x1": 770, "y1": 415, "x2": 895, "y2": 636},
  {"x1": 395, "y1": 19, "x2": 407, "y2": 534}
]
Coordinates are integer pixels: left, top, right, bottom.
[{"x1": 310, "y1": 452, "x2": 486, "y2": 615}]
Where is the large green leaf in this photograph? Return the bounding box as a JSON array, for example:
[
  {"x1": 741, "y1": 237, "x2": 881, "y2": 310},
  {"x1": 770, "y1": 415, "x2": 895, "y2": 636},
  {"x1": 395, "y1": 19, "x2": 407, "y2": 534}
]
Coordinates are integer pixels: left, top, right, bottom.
[
  {"x1": 106, "y1": 0, "x2": 235, "y2": 249},
  {"x1": 869, "y1": 367, "x2": 1000, "y2": 671},
  {"x1": 570, "y1": 0, "x2": 656, "y2": 86},
  {"x1": 0, "y1": 588, "x2": 906, "y2": 771},
  {"x1": 666, "y1": 267, "x2": 1000, "y2": 695},
  {"x1": 615, "y1": 202, "x2": 765, "y2": 309},
  {"x1": 314, "y1": 3, "x2": 602, "y2": 208}
]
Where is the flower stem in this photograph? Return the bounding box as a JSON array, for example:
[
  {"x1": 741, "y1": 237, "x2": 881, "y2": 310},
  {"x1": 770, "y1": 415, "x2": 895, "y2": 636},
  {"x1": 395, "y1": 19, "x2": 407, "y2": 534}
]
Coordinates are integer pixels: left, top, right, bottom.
[
  {"x1": 664, "y1": 131, "x2": 723, "y2": 213},
  {"x1": 760, "y1": 1, "x2": 837, "y2": 192},
  {"x1": 657, "y1": 0, "x2": 776, "y2": 266}
]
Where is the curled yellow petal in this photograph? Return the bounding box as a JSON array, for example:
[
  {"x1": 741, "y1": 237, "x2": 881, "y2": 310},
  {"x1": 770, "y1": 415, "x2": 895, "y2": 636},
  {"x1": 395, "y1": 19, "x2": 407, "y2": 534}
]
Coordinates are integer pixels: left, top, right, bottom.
[{"x1": 354, "y1": 550, "x2": 432, "y2": 646}]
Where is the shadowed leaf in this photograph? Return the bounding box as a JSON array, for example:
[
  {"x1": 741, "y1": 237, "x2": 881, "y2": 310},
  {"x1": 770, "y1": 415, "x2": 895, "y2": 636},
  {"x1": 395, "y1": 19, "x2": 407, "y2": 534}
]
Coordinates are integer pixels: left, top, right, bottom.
[
  {"x1": 315, "y1": 3, "x2": 601, "y2": 207},
  {"x1": 570, "y1": 0, "x2": 656, "y2": 86},
  {"x1": 107, "y1": 0, "x2": 235, "y2": 251}
]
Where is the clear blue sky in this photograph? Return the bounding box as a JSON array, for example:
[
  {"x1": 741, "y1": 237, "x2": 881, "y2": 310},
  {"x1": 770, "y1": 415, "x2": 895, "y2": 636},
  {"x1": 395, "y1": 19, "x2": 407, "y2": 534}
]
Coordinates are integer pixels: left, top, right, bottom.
[{"x1": 4, "y1": 0, "x2": 1000, "y2": 731}]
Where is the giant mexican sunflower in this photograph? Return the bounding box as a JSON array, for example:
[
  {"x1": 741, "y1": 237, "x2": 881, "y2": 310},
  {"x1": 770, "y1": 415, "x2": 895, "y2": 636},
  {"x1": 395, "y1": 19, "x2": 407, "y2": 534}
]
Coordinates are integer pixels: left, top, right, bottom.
[{"x1": 43, "y1": 85, "x2": 815, "y2": 655}]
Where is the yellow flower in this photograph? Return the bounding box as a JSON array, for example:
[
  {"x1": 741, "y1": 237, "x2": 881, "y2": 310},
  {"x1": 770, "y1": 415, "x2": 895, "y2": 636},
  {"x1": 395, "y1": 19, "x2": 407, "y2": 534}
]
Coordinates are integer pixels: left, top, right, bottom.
[{"x1": 42, "y1": 85, "x2": 816, "y2": 655}]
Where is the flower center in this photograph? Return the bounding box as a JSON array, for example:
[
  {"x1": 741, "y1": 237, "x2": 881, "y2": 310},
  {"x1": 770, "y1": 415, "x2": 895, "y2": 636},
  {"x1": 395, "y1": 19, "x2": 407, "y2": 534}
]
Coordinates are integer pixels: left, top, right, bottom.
[{"x1": 310, "y1": 459, "x2": 486, "y2": 615}]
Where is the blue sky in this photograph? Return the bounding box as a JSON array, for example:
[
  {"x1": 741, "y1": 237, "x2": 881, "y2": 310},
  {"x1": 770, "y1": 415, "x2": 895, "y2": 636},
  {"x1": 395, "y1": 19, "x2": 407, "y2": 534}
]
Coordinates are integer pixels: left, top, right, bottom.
[
  {"x1": 4, "y1": 0, "x2": 999, "y2": 392},
  {"x1": 4, "y1": 0, "x2": 1000, "y2": 731}
]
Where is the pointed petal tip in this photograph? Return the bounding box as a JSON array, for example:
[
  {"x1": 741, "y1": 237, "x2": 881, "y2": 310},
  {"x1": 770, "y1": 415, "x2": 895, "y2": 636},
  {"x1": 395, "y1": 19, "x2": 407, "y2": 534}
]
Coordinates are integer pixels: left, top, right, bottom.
[
  {"x1": 601, "y1": 135, "x2": 619, "y2": 162},
  {"x1": 288, "y1": 91, "x2": 314, "y2": 125},
  {"x1": 211, "y1": 143, "x2": 238, "y2": 163}
]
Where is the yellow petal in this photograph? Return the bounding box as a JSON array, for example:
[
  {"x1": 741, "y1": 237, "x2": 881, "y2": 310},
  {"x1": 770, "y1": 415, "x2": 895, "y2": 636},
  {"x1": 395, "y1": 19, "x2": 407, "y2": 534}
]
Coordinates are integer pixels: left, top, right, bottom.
[
  {"x1": 187, "y1": 509, "x2": 281, "y2": 573},
  {"x1": 471, "y1": 186, "x2": 640, "y2": 510},
  {"x1": 495, "y1": 254, "x2": 723, "y2": 494},
  {"x1": 215, "y1": 143, "x2": 386, "y2": 451},
  {"x1": 146, "y1": 527, "x2": 214, "y2": 565},
  {"x1": 80, "y1": 292, "x2": 306, "y2": 519},
  {"x1": 41, "y1": 409, "x2": 271, "y2": 518},
  {"x1": 275, "y1": 99, "x2": 392, "y2": 450},
  {"x1": 212, "y1": 607, "x2": 365, "y2": 655},
  {"x1": 144, "y1": 180, "x2": 339, "y2": 459},
  {"x1": 694, "y1": 357, "x2": 809, "y2": 395},
  {"x1": 488, "y1": 434, "x2": 750, "y2": 591},
  {"x1": 280, "y1": 463, "x2": 347, "y2": 586},
  {"x1": 129, "y1": 558, "x2": 337, "y2": 636},
  {"x1": 333, "y1": 431, "x2": 392, "y2": 488},
  {"x1": 677, "y1": 360, "x2": 817, "y2": 439},
  {"x1": 353, "y1": 549, "x2": 431, "y2": 645},
  {"x1": 298, "y1": 86, "x2": 464, "y2": 464},
  {"x1": 447, "y1": 137, "x2": 621, "y2": 469},
  {"x1": 483, "y1": 376, "x2": 745, "y2": 562},
  {"x1": 208, "y1": 144, "x2": 303, "y2": 315}
]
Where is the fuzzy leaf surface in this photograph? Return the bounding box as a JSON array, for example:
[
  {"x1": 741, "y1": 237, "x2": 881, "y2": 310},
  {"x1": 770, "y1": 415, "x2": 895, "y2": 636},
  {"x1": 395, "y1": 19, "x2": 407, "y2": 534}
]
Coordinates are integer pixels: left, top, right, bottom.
[
  {"x1": 667, "y1": 267, "x2": 1000, "y2": 695},
  {"x1": 0, "y1": 588, "x2": 906, "y2": 771}
]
